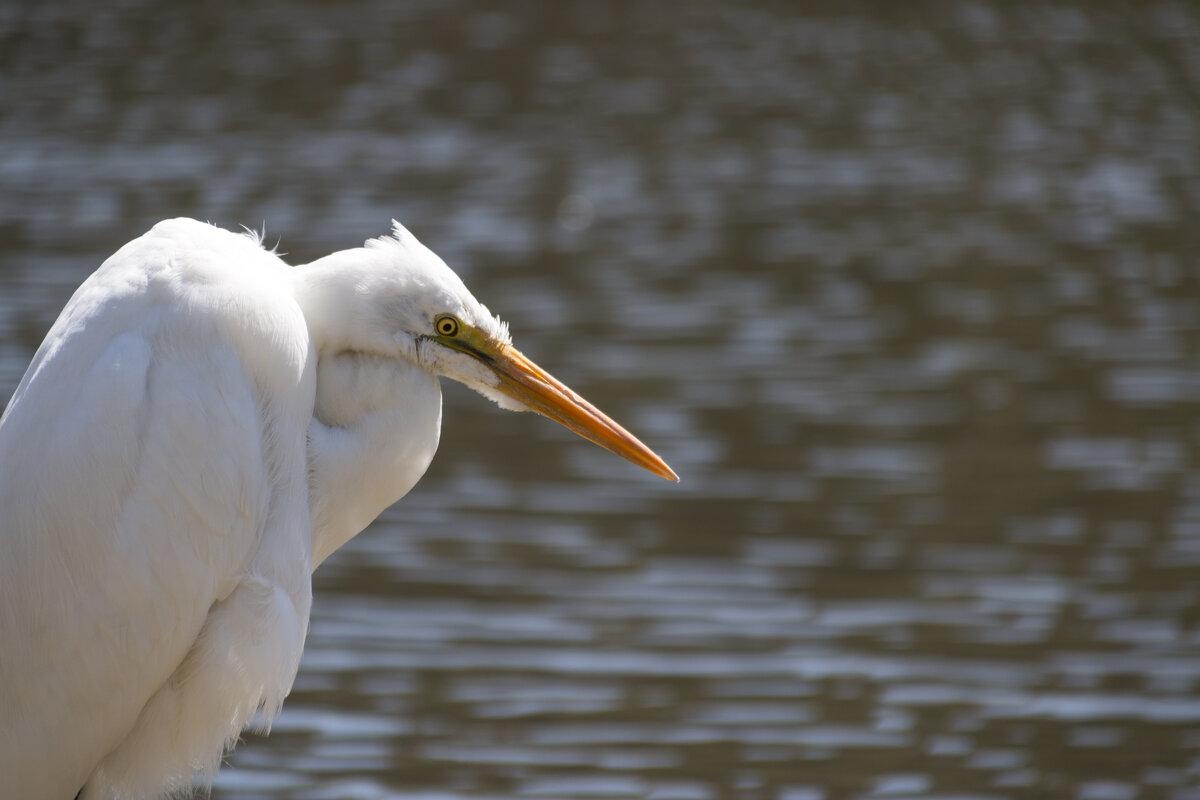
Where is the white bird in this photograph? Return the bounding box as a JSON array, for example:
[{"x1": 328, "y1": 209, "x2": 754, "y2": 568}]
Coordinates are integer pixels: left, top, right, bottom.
[{"x1": 0, "y1": 218, "x2": 676, "y2": 800}]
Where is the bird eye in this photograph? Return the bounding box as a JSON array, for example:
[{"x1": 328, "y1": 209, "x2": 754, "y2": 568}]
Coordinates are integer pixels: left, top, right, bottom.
[{"x1": 436, "y1": 316, "x2": 460, "y2": 337}]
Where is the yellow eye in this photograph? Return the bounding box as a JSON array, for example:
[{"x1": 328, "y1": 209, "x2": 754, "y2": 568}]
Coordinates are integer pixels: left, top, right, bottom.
[{"x1": 436, "y1": 316, "x2": 460, "y2": 337}]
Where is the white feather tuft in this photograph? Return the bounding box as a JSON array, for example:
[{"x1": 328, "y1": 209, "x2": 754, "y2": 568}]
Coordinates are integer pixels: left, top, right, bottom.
[{"x1": 360, "y1": 220, "x2": 512, "y2": 345}]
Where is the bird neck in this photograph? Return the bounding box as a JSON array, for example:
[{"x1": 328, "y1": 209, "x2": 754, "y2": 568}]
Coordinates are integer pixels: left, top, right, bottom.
[
  {"x1": 293, "y1": 251, "x2": 443, "y2": 566},
  {"x1": 306, "y1": 349, "x2": 442, "y2": 566},
  {"x1": 291, "y1": 250, "x2": 379, "y2": 354}
]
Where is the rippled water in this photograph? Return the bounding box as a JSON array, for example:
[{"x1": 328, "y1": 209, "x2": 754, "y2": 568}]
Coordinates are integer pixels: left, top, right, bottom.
[{"x1": 4, "y1": 2, "x2": 1200, "y2": 798}]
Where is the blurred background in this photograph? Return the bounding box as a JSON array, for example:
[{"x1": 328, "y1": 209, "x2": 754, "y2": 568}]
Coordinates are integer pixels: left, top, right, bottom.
[{"x1": 3, "y1": 2, "x2": 1200, "y2": 798}]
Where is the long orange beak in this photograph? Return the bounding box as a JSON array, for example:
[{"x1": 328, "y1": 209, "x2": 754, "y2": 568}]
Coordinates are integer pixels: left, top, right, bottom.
[{"x1": 487, "y1": 342, "x2": 678, "y2": 482}]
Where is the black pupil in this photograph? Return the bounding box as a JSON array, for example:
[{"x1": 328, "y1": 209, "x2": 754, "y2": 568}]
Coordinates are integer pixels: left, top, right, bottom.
[{"x1": 440, "y1": 319, "x2": 455, "y2": 334}]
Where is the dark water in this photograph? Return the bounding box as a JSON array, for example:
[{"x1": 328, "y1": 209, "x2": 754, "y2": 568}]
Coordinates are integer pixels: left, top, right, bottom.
[{"x1": 4, "y1": 2, "x2": 1200, "y2": 798}]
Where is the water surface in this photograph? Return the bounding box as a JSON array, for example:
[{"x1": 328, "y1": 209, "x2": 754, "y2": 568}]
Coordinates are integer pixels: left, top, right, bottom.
[{"x1": 3, "y1": 2, "x2": 1200, "y2": 798}]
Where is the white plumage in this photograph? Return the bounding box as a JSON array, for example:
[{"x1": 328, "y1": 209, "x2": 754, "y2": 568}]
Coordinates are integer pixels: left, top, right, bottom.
[{"x1": 0, "y1": 219, "x2": 674, "y2": 799}]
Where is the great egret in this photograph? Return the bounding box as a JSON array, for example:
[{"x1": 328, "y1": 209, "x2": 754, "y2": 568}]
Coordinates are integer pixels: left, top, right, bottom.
[{"x1": 0, "y1": 218, "x2": 676, "y2": 800}]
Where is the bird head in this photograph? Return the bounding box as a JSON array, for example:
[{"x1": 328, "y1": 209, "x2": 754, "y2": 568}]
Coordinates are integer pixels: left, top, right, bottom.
[{"x1": 302, "y1": 221, "x2": 678, "y2": 482}]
